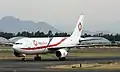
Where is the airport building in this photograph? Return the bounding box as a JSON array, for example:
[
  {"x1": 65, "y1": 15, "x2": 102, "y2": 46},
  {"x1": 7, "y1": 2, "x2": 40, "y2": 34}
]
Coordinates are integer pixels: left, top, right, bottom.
[
  {"x1": 81, "y1": 37, "x2": 111, "y2": 45},
  {"x1": 9, "y1": 37, "x2": 28, "y2": 43},
  {"x1": 0, "y1": 37, "x2": 9, "y2": 45}
]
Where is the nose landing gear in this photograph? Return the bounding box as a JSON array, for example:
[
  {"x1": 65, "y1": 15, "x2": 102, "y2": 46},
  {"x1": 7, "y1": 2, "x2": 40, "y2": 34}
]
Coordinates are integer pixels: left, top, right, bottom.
[
  {"x1": 21, "y1": 57, "x2": 26, "y2": 61},
  {"x1": 21, "y1": 54, "x2": 26, "y2": 61}
]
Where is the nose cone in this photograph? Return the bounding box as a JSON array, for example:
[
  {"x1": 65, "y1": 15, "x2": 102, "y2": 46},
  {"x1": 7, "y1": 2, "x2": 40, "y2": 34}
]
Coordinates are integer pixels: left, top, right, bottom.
[
  {"x1": 12, "y1": 44, "x2": 16, "y2": 49},
  {"x1": 12, "y1": 44, "x2": 24, "y2": 54},
  {"x1": 12, "y1": 43, "x2": 23, "y2": 50},
  {"x1": 12, "y1": 44, "x2": 19, "y2": 50}
]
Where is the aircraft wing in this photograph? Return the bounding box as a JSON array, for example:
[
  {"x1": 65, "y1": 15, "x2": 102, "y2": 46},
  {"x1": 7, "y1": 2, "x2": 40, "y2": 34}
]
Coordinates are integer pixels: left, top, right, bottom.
[
  {"x1": 48, "y1": 44, "x2": 92, "y2": 50},
  {"x1": 48, "y1": 44, "x2": 107, "y2": 51}
]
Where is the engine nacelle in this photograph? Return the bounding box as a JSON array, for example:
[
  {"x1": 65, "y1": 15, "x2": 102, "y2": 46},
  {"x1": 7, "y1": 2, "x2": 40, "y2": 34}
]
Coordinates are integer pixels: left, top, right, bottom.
[
  {"x1": 56, "y1": 49, "x2": 68, "y2": 58},
  {"x1": 14, "y1": 51, "x2": 26, "y2": 57}
]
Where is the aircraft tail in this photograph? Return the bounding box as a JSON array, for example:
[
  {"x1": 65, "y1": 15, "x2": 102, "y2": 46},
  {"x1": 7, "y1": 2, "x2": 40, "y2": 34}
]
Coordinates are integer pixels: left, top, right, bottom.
[{"x1": 70, "y1": 15, "x2": 84, "y2": 39}]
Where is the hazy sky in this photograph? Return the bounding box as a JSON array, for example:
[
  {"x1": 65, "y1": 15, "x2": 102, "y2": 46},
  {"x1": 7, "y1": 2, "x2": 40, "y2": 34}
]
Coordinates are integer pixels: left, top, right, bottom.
[{"x1": 0, "y1": 0, "x2": 120, "y2": 33}]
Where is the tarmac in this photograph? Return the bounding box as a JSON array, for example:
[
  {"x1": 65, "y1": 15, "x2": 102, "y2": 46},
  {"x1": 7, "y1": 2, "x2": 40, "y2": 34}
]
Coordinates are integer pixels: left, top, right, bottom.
[{"x1": 1, "y1": 56, "x2": 120, "y2": 72}]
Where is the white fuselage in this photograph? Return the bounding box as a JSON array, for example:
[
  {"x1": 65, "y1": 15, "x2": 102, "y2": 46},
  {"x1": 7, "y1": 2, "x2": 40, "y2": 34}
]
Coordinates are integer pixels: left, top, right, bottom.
[{"x1": 13, "y1": 37, "x2": 79, "y2": 54}]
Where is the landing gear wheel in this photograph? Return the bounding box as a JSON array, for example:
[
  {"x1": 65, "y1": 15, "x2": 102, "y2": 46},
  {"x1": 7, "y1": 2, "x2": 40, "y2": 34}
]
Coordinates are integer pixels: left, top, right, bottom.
[
  {"x1": 21, "y1": 57, "x2": 26, "y2": 61},
  {"x1": 34, "y1": 56, "x2": 41, "y2": 60},
  {"x1": 59, "y1": 57, "x2": 66, "y2": 61}
]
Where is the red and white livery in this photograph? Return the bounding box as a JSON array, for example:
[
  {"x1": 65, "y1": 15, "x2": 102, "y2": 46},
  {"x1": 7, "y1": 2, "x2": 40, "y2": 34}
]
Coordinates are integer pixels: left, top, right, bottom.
[{"x1": 13, "y1": 15, "x2": 85, "y2": 61}]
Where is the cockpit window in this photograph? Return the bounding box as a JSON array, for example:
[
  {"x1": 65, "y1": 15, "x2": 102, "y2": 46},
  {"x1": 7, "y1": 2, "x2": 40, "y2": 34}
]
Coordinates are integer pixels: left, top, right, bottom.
[{"x1": 15, "y1": 43, "x2": 22, "y2": 45}]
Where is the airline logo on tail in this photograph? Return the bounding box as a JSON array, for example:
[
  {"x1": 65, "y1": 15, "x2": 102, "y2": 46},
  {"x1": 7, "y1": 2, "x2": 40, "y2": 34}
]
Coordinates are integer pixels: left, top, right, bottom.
[{"x1": 78, "y1": 22, "x2": 82, "y2": 32}]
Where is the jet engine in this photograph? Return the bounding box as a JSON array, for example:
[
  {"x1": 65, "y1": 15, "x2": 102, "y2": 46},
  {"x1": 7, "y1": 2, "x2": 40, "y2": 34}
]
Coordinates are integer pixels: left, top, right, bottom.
[{"x1": 56, "y1": 49, "x2": 68, "y2": 58}]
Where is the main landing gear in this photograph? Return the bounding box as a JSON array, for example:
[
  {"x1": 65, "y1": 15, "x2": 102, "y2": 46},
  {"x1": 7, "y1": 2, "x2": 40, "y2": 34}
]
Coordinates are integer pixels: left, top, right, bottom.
[
  {"x1": 34, "y1": 54, "x2": 41, "y2": 60},
  {"x1": 59, "y1": 57, "x2": 66, "y2": 61}
]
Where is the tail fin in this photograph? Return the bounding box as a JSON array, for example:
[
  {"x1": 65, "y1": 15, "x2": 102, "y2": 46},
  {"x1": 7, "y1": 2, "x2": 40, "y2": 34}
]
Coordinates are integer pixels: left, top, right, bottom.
[{"x1": 70, "y1": 15, "x2": 84, "y2": 39}]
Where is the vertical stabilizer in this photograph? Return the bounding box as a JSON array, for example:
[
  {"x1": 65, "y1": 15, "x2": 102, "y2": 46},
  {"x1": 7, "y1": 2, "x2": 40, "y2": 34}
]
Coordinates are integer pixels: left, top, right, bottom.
[{"x1": 70, "y1": 15, "x2": 84, "y2": 39}]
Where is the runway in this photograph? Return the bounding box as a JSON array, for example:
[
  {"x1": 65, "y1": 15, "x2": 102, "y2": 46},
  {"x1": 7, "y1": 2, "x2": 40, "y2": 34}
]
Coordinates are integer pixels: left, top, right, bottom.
[{"x1": 1, "y1": 56, "x2": 120, "y2": 72}]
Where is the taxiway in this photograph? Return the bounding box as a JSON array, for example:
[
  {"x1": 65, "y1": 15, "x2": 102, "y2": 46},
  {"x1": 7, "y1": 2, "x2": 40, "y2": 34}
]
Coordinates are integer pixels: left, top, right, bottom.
[{"x1": 1, "y1": 56, "x2": 120, "y2": 72}]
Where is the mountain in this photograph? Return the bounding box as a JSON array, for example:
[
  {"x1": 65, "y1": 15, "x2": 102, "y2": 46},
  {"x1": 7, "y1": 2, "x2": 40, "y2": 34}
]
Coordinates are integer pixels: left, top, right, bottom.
[{"x1": 0, "y1": 16, "x2": 61, "y2": 33}]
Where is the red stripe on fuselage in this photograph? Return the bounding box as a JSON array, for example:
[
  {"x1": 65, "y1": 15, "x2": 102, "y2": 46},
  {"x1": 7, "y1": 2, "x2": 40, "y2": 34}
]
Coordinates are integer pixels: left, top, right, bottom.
[{"x1": 21, "y1": 38, "x2": 67, "y2": 50}]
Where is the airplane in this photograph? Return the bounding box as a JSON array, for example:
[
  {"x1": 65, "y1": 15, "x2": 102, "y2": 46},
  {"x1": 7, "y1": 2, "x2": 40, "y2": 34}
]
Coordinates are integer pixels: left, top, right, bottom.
[{"x1": 12, "y1": 15, "x2": 97, "y2": 61}]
